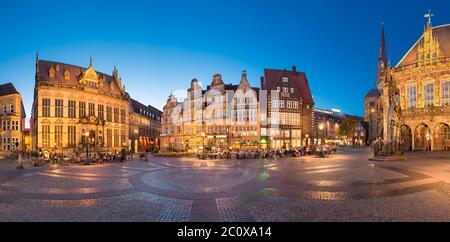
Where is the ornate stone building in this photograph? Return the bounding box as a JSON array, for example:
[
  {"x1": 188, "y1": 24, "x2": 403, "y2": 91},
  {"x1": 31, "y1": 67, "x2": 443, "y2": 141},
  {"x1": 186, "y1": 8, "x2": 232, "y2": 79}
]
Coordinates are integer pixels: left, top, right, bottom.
[
  {"x1": 0, "y1": 83, "x2": 26, "y2": 157},
  {"x1": 366, "y1": 15, "x2": 450, "y2": 151},
  {"x1": 129, "y1": 99, "x2": 162, "y2": 153},
  {"x1": 260, "y1": 66, "x2": 315, "y2": 149},
  {"x1": 161, "y1": 71, "x2": 260, "y2": 152},
  {"x1": 31, "y1": 57, "x2": 130, "y2": 157}
]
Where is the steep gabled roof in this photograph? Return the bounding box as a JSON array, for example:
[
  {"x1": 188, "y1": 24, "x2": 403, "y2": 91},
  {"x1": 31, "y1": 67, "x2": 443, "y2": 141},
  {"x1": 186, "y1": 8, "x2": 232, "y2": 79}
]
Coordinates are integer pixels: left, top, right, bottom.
[
  {"x1": 261, "y1": 68, "x2": 314, "y2": 105},
  {"x1": 396, "y1": 24, "x2": 450, "y2": 67},
  {"x1": 0, "y1": 82, "x2": 19, "y2": 96},
  {"x1": 365, "y1": 88, "x2": 381, "y2": 98},
  {"x1": 36, "y1": 60, "x2": 127, "y2": 98}
]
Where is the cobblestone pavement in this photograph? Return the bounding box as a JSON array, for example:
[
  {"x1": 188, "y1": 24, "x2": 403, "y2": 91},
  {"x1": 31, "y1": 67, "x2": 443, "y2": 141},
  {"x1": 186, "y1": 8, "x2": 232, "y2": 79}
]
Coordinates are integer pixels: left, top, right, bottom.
[{"x1": 1, "y1": 149, "x2": 450, "y2": 221}]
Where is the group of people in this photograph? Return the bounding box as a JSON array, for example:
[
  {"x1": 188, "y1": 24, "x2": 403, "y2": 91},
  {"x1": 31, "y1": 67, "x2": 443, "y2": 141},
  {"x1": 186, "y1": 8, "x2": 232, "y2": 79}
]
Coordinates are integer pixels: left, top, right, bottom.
[
  {"x1": 35, "y1": 149, "x2": 130, "y2": 165},
  {"x1": 197, "y1": 145, "x2": 338, "y2": 160}
]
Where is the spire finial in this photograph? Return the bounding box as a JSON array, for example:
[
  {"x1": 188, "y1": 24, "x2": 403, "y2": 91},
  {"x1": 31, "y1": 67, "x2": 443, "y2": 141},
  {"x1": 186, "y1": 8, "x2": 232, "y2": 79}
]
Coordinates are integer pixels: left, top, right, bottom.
[
  {"x1": 89, "y1": 57, "x2": 93, "y2": 67},
  {"x1": 425, "y1": 10, "x2": 434, "y2": 27}
]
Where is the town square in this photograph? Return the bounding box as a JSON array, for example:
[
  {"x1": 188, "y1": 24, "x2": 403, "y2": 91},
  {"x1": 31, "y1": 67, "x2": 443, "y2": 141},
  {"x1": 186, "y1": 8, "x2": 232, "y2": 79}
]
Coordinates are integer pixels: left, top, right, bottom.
[
  {"x1": 2, "y1": 148, "x2": 450, "y2": 222},
  {"x1": 1, "y1": 0, "x2": 450, "y2": 223}
]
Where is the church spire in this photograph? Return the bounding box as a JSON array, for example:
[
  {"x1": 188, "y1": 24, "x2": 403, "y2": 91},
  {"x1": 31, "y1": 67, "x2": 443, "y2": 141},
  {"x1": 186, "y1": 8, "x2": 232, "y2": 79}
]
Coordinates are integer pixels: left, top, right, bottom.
[{"x1": 375, "y1": 22, "x2": 387, "y2": 89}]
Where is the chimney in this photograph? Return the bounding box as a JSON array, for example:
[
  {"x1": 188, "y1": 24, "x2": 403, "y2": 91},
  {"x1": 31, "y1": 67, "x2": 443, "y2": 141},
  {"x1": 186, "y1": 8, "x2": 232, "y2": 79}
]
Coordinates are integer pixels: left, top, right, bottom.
[{"x1": 292, "y1": 66, "x2": 297, "y2": 74}]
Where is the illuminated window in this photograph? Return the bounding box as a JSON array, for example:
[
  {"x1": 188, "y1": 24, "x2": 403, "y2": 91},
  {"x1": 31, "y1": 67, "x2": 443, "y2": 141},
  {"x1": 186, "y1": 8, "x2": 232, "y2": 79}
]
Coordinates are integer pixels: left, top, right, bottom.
[
  {"x1": 424, "y1": 83, "x2": 434, "y2": 107},
  {"x1": 68, "y1": 100, "x2": 76, "y2": 118},
  {"x1": 55, "y1": 99, "x2": 63, "y2": 118},
  {"x1": 442, "y1": 81, "x2": 450, "y2": 106},
  {"x1": 407, "y1": 85, "x2": 417, "y2": 108},
  {"x1": 79, "y1": 101, "x2": 86, "y2": 118},
  {"x1": 55, "y1": 125, "x2": 63, "y2": 147},
  {"x1": 42, "y1": 98, "x2": 51, "y2": 117},
  {"x1": 89, "y1": 103, "x2": 95, "y2": 117}
]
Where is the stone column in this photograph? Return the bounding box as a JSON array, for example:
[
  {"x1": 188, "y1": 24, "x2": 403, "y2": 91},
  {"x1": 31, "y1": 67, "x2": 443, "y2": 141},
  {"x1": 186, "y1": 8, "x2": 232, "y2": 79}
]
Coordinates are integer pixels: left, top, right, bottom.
[
  {"x1": 430, "y1": 129, "x2": 435, "y2": 151},
  {"x1": 411, "y1": 130, "x2": 415, "y2": 151}
]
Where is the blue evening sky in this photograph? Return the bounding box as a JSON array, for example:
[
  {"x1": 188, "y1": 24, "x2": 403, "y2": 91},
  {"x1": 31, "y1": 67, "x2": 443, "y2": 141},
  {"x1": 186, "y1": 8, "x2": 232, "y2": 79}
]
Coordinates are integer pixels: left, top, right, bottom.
[{"x1": 1, "y1": 0, "x2": 450, "y2": 117}]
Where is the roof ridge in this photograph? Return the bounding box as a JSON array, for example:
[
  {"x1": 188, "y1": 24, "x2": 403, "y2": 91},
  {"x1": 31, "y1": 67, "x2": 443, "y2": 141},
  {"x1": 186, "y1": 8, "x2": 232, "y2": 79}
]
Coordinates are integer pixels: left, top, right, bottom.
[{"x1": 39, "y1": 59, "x2": 113, "y2": 78}]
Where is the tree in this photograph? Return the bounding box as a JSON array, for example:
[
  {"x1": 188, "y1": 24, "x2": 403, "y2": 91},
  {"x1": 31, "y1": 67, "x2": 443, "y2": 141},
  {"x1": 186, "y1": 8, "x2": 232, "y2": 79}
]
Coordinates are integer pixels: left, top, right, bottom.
[{"x1": 338, "y1": 118, "x2": 357, "y2": 139}]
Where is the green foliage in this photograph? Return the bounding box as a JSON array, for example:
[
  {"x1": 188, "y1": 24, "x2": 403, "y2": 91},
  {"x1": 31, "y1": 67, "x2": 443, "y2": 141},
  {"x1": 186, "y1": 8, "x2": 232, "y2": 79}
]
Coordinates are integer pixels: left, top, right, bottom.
[{"x1": 338, "y1": 118, "x2": 357, "y2": 138}]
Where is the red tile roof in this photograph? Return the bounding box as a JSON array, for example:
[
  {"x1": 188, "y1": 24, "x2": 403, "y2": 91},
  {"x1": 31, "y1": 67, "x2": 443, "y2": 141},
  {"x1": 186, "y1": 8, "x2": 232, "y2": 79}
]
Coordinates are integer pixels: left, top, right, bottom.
[{"x1": 261, "y1": 68, "x2": 314, "y2": 105}]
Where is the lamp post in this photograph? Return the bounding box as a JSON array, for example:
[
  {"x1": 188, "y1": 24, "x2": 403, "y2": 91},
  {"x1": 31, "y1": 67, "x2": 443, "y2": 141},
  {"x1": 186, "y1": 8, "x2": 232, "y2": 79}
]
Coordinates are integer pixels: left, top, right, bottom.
[
  {"x1": 201, "y1": 131, "x2": 206, "y2": 154},
  {"x1": 134, "y1": 129, "x2": 139, "y2": 153},
  {"x1": 16, "y1": 141, "x2": 23, "y2": 169},
  {"x1": 319, "y1": 123, "x2": 324, "y2": 145},
  {"x1": 84, "y1": 132, "x2": 90, "y2": 158}
]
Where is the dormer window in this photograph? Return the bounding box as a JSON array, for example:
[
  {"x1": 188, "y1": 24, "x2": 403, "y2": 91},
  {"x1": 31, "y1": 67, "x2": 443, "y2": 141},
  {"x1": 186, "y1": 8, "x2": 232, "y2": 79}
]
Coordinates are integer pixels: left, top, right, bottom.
[
  {"x1": 49, "y1": 68, "x2": 55, "y2": 79},
  {"x1": 64, "y1": 70, "x2": 70, "y2": 80},
  {"x1": 283, "y1": 87, "x2": 288, "y2": 93},
  {"x1": 276, "y1": 87, "x2": 280, "y2": 92},
  {"x1": 282, "y1": 77, "x2": 288, "y2": 82}
]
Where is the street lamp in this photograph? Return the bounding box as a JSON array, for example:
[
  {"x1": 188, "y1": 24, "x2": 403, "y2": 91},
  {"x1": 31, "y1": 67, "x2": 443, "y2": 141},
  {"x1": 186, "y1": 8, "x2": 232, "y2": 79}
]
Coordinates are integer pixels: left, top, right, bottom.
[
  {"x1": 319, "y1": 123, "x2": 324, "y2": 145},
  {"x1": 201, "y1": 131, "x2": 206, "y2": 154},
  {"x1": 84, "y1": 132, "x2": 90, "y2": 158},
  {"x1": 134, "y1": 129, "x2": 139, "y2": 153},
  {"x1": 16, "y1": 141, "x2": 23, "y2": 169}
]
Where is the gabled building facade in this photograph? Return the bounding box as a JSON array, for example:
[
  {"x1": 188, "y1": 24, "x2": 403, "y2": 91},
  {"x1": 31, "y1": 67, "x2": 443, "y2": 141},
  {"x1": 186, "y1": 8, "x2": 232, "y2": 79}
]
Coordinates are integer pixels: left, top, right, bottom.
[
  {"x1": 0, "y1": 83, "x2": 26, "y2": 157},
  {"x1": 260, "y1": 66, "x2": 315, "y2": 149},
  {"x1": 31, "y1": 57, "x2": 130, "y2": 157},
  {"x1": 366, "y1": 14, "x2": 450, "y2": 151}
]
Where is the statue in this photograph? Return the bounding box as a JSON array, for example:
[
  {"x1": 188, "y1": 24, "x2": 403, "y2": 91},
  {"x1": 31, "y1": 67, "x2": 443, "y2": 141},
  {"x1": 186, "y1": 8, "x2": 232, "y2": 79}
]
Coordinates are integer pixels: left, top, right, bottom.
[{"x1": 371, "y1": 67, "x2": 406, "y2": 161}]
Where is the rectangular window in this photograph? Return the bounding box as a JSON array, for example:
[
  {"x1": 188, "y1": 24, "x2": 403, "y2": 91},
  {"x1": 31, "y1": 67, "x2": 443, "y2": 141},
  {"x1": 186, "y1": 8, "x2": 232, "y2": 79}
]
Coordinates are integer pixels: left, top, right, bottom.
[
  {"x1": 98, "y1": 104, "x2": 104, "y2": 120},
  {"x1": 55, "y1": 99, "x2": 63, "y2": 118},
  {"x1": 42, "y1": 98, "x2": 51, "y2": 117},
  {"x1": 89, "y1": 103, "x2": 95, "y2": 117},
  {"x1": 107, "y1": 129, "x2": 112, "y2": 147},
  {"x1": 407, "y1": 85, "x2": 417, "y2": 108},
  {"x1": 287, "y1": 101, "x2": 292, "y2": 109},
  {"x1": 79, "y1": 101, "x2": 86, "y2": 118},
  {"x1": 442, "y1": 81, "x2": 450, "y2": 106},
  {"x1": 282, "y1": 77, "x2": 288, "y2": 82},
  {"x1": 114, "y1": 129, "x2": 119, "y2": 147},
  {"x1": 293, "y1": 101, "x2": 299, "y2": 109},
  {"x1": 424, "y1": 83, "x2": 434, "y2": 107},
  {"x1": 114, "y1": 108, "x2": 120, "y2": 123},
  {"x1": 280, "y1": 100, "x2": 285, "y2": 108},
  {"x1": 42, "y1": 125, "x2": 50, "y2": 147},
  {"x1": 276, "y1": 87, "x2": 280, "y2": 93},
  {"x1": 68, "y1": 126, "x2": 76, "y2": 148},
  {"x1": 10, "y1": 104, "x2": 14, "y2": 113},
  {"x1": 120, "y1": 109, "x2": 126, "y2": 124},
  {"x1": 283, "y1": 87, "x2": 288, "y2": 93},
  {"x1": 290, "y1": 88, "x2": 294, "y2": 94},
  {"x1": 68, "y1": 100, "x2": 76, "y2": 118},
  {"x1": 121, "y1": 129, "x2": 127, "y2": 147},
  {"x1": 55, "y1": 125, "x2": 63, "y2": 148},
  {"x1": 106, "y1": 106, "x2": 113, "y2": 122}
]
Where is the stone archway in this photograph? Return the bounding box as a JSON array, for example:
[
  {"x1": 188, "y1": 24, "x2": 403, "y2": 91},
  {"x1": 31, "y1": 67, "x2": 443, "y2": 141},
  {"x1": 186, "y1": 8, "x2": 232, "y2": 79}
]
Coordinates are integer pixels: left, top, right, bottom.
[
  {"x1": 400, "y1": 124, "x2": 413, "y2": 151},
  {"x1": 414, "y1": 123, "x2": 432, "y2": 151},
  {"x1": 433, "y1": 123, "x2": 450, "y2": 151}
]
